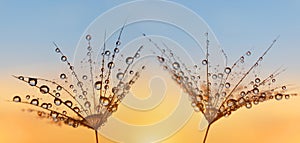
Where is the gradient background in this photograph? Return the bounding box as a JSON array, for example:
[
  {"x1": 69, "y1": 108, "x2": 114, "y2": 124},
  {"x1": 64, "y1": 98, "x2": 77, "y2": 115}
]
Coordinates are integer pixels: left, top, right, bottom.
[{"x1": 1, "y1": 0, "x2": 300, "y2": 143}]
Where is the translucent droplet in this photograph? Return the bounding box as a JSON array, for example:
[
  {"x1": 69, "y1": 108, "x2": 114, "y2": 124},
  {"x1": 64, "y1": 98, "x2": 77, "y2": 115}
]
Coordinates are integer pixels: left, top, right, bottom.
[
  {"x1": 82, "y1": 75, "x2": 88, "y2": 80},
  {"x1": 107, "y1": 62, "x2": 115, "y2": 69},
  {"x1": 25, "y1": 95, "x2": 30, "y2": 100},
  {"x1": 60, "y1": 73, "x2": 66, "y2": 79},
  {"x1": 105, "y1": 50, "x2": 110, "y2": 56},
  {"x1": 224, "y1": 67, "x2": 231, "y2": 74},
  {"x1": 157, "y1": 56, "x2": 165, "y2": 63},
  {"x1": 56, "y1": 85, "x2": 62, "y2": 91},
  {"x1": 245, "y1": 102, "x2": 252, "y2": 109},
  {"x1": 94, "y1": 81, "x2": 102, "y2": 90},
  {"x1": 100, "y1": 97, "x2": 110, "y2": 106},
  {"x1": 61, "y1": 56, "x2": 67, "y2": 62},
  {"x1": 212, "y1": 74, "x2": 217, "y2": 79},
  {"x1": 246, "y1": 51, "x2": 251, "y2": 56},
  {"x1": 62, "y1": 111, "x2": 67, "y2": 115},
  {"x1": 41, "y1": 103, "x2": 48, "y2": 109},
  {"x1": 55, "y1": 48, "x2": 60, "y2": 53},
  {"x1": 253, "y1": 88, "x2": 259, "y2": 95},
  {"x1": 285, "y1": 94, "x2": 290, "y2": 99},
  {"x1": 30, "y1": 99, "x2": 39, "y2": 106},
  {"x1": 65, "y1": 100, "x2": 73, "y2": 107},
  {"x1": 50, "y1": 111, "x2": 58, "y2": 118},
  {"x1": 275, "y1": 94, "x2": 283, "y2": 100},
  {"x1": 225, "y1": 82, "x2": 230, "y2": 88},
  {"x1": 129, "y1": 70, "x2": 134, "y2": 75},
  {"x1": 86, "y1": 35, "x2": 92, "y2": 41},
  {"x1": 18, "y1": 76, "x2": 24, "y2": 80},
  {"x1": 126, "y1": 57, "x2": 134, "y2": 64},
  {"x1": 114, "y1": 48, "x2": 119, "y2": 53},
  {"x1": 116, "y1": 72, "x2": 124, "y2": 80},
  {"x1": 54, "y1": 98, "x2": 62, "y2": 106},
  {"x1": 116, "y1": 40, "x2": 121, "y2": 46},
  {"x1": 73, "y1": 107, "x2": 80, "y2": 112},
  {"x1": 202, "y1": 60, "x2": 208, "y2": 65},
  {"x1": 282, "y1": 86, "x2": 286, "y2": 90},
  {"x1": 13, "y1": 96, "x2": 21, "y2": 102},
  {"x1": 40, "y1": 85, "x2": 50, "y2": 94},
  {"x1": 172, "y1": 62, "x2": 180, "y2": 70},
  {"x1": 28, "y1": 78, "x2": 37, "y2": 86},
  {"x1": 255, "y1": 78, "x2": 261, "y2": 83},
  {"x1": 84, "y1": 101, "x2": 91, "y2": 108}
]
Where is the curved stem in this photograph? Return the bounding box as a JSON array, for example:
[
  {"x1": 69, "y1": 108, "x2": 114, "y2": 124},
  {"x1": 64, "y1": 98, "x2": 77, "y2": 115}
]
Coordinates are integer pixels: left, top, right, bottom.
[
  {"x1": 95, "y1": 130, "x2": 99, "y2": 143},
  {"x1": 203, "y1": 124, "x2": 212, "y2": 143}
]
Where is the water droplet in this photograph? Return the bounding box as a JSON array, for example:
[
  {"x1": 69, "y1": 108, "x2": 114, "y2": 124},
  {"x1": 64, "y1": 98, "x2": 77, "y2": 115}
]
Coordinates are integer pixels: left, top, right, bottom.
[
  {"x1": 202, "y1": 60, "x2": 208, "y2": 65},
  {"x1": 54, "y1": 98, "x2": 62, "y2": 106},
  {"x1": 285, "y1": 94, "x2": 290, "y2": 99},
  {"x1": 126, "y1": 57, "x2": 134, "y2": 64},
  {"x1": 282, "y1": 86, "x2": 286, "y2": 90},
  {"x1": 114, "y1": 48, "x2": 119, "y2": 53},
  {"x1": 253, "y1": 88, "x2": 259, "y2": 95},
  {"x1": 107, "y1": 62, "x2": 115, "y2": 69},
  {"x1": 246, "y1": 51, "x2": 251, "y2": 56},
  {"x1": 212, "y1": 74, "x2": 217, "y2": 79},
  {"x1": 86, "y1": 35, "x2": 92, "y2": 41},
  {"x1": 41, "y1": 103, "x2": 48, "y2": 109},
  {"x1": 225, "y1": 82, "x2": 230, "y2": 88},
  {"x1": 60, "y1": 73, "x2": 66, "y2": 79},
  {"x1": 83, "y1": 91, "x2": 87, "y2": 95},
  {"x1": 82, "y1": 75, "x2": 88, "y2": 80},
  {"x1": 18, "y1": 76, "x2": 24, "y2": 80},
  {"x1": 30, "y1": 99, "x2": 39, "y2": 106},
  {"x1": 84, "y1": 101, "x2": 91, "y2": 108},
  {"x1": 245, "y1": 102, "x2": 252, "y2": 109},
  {"x1": 240, "y1": 91, "x2": 246, "y2": 96},
  {"x1": 105, "y1": 50, "x2": 110, "y2": 56},
  {"x1": 275, "y1": 94, "x2": 283, "y2": 100},
  {"x1": 62, "y1": 111, "x2": 67, "y2": 115},
  {"x1": 40, "y1": 85, "x2": 50, "y2": 94},
  {"x1": 134, "y1": 53, "x2": 140, "y2": 58},
  {"x1": 25, "y1": 95, "x2": 30, "y2": 100},
  {"x1": 55, "y1": 48, "x2": 60, "y2": 53},
  {"x1": 94, "y1": 81, "x2": 102, "y2": 90},
  {"x1": 255, "y1": 78, "x2": 260, "y2": 83},
  {"x1": 100, "y1": 97, "x2": 110, "y2": 106},
  {"x1": 224, "y1": 67, "x2": 231, "y2": 74},
  {"x1": 56, "y1": 85, "x2": 62, "y2": 91},
  {"x1": 73, "y1": 107, "x2": 80, "y2": 112},
  {"x1": 116, "y1": 72, "x2": 124, "y2": 80},
  {"x1": 116, "y1": 40, "x2": 121, "y2": 46},
  {"x1": 61, "y1": 56, "x2": 67, "y2": 62},
  {"x1": 28, "y1": 78, "x2": 37, "y2": 86},
  {"x1": 157, "y1": 56, "x2": 165, "y2": 63},
  {"x1": 129, "y1": 70, "x2": 134, "y2": 75},
  {"x1": 50, "y1": 111, "x2": 58, "y2": 118},
  {"x1": 13, "y1": 96, "x2": 21, "y2": 102},
  {"x1": 172, "y1": 62, "x2": 180, "y2": 70},
  {"x1": 65, "y1": 100, "x2": 73, "y2": 107}
]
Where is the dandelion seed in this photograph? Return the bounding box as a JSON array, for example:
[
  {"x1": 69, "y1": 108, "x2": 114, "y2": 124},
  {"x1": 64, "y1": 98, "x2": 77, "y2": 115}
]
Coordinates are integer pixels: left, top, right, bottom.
[
  {"x1": 12, "y1": 25, "x2": 145, "y2": 143},
  {"x1": 146, "y1": 34, "x2": 297, "y2": 143}
]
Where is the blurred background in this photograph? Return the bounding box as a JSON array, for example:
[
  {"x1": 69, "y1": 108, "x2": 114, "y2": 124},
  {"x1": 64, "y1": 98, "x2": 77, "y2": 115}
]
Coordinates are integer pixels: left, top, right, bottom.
[{"x1": 1, "y1": 0, "x2": 300, "y2": 143}]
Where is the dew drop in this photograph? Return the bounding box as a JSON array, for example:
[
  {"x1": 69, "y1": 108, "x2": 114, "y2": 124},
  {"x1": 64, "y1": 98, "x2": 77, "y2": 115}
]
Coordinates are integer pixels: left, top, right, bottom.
[
  {"x1": 25, "y1": 95, "x2": 30, "y2": 100},
  {"x1": 116, "y1": 72, "x2": 124, "y2": 80},
  {"x1": 62, "y1": 111, "x2": 67, "y2": 115},
  {"x1": 157, "y1": 56, "x2": 165, "y2": 63},
  {"x1": 61, "y1": 56, "x2": 67, "y2": 62},
  {"x1": 55, "y1": 48, "x2": 60, "y2": 53},
  {"x1": 246, "y1": 51, "x2": 251, "y2": 56},
  {"x1": 50, "y1": 111, "x2": 58, "y2": 118},
  {"x1": 282, "y1": 86, "x2": 286, "y2": 90},
  {"x1": 129, "y1": 70, "x2": 134, "y2": 75},
  {"x1": 18, "y1": 76, "x2": 24, "y2": 80},
  {"x1": 224, "y1": 67, "x2": 231, "y2": 74},
  {"x1": 285, "y1": 94, "x2": 290, "y2": 99},
  {"x1": 41, "y1": 103, "x2": 48, "y2": 109},
  {"x1": 212, "y1": 74, "x2": 217, "y2": 79},
  {"x1": 114, "y1": 48, "x2": 119, "y2": 53},
  {"x1": 172, "y1": 62, "x2": 180, "y2": 70},
  {"x1": 245, "y1": 102, "x2": 252, "y2": 109},
  {"x1": 94, "y1": 81, "x2": 102, "y2": 90},
  {"x1": 255, "y1": 78, "x2": 261, "y2": 83},
  {"x1": 107, "y1": 62, "x2": 115, "y2": 69},
  {"x1": 13, "y1": 96, "x2": 21, "y2": 102},
  {"x1": 56, "y1": 85, "x2": 62, "y2": 91},
  {"x1": 275, "y1": 94, "x2": 283, "y2": 100},
  {"x1": 54, "y1": 98, "x2": 62, "y2": 106},
  {"x1": 65, "y1": 100, "x2": 73, "y2": 107},
  {"x1": 126, "y1": 57, "x2": 134, "y2": 64},
  {"x1": 116, "y1": 40, "x2": 121, "y2": 46},
  {"x1": 253, "y1": 88, "x2": 259, "y2": 95},
  {"x1": 28, "y1": 78, "x2": 37, "y2": 86},
  {"x1": 40, "y1": 85, "x2": 50, "y2": 94},
  {"x1": 30, "y1": 99, "x2": 39, "y2": 106},
  {"x1": 225, "y1": 82, "x2": 231, "y2": 88},
  {"x1": 100, "y1": 97, "x2": 110, "y2": 106},
  {"x1": 272, "y1": 79, "x2": 276, "y2": 83},
  {"x1": 86, "y1": 34, "x2": 92, "y2": 41},
  {"x1": 240, "y1": 91, "x2": 246, "y2": 96},
  {"x1": 84, "y1": 101, "x2": 91, "y2": 108},
  {"x1": 202, "y1": 60, "x2": 208, "y2": 65},
  {"x1": 60, "y1": 73, "x2": 66, "y2": 79},
  {"x1": 82, "y1": 75, "x2": 88, "y2": 80},
  {"x1": 105, "y1": 50, "x2": 110, "y2": 56}
]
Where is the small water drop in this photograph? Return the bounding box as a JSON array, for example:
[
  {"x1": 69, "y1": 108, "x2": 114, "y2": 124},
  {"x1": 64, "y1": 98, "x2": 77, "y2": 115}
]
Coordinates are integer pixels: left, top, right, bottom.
[
  {"x1": 202, "y1": 60, "x2": 208, "y2": 65},
  {"x1": 224, "y1": 67, "x2": 231, "y2": 74},
  {"x1": 116, "y1": 40, "x2": 121, "y2": 46},
  {"x1": 225, "y1": 82, "x2": 231, "y2": 88},
  {"x1": 157, "y1": 56, "x2": 165, "y2": 63},
  {"x1": 253, "y1": 88, "x2": 259, "y2": 95},
  {"x1": 28, "y1": 78, "x2": 37, "y2": 86},
  {"x1": 73, "y1": 107, "x2": 80, "y2": 112},
  {"x1": 105, "y1": 50, "x2": 111, "y2": 56},
  {"x1": 245, "y1": 102, "x2": 252, "y2": 109},
  {"x1": 30, "y1": 99, "x2": 39, "y2": 106},
  {"x1": 65, "y1": 100, "x2": 73, "y2": 107},
  {"x1": 40, "y1": 85, "x2": 50, "y2": 94},
  {"x1": 86, "y1": 35, "x2": 92, "y2": 41},
  {"x1": 282, "y1": 86, "x2": 287, "y2": 90},
  {"x1": 275, "y1": 94, "x2": 283, "y2": 100},
  {"x1": 94, "y1": 81, "x2": 102, "y2": 90},
  {"x1": 56, "y1": 85, "x2": 62, "y2": 91},
  {"x1": 84, "y1": 101, "x2": 91, "y2": 108},
  {"x1": 60, "y1": 73, "x2": 67, "y2": 79},
  {"x1": 55, "y1": 48, "x2": 60, "y2": 53},
  {"x1": 41, "y1": 103, "x2": 48, "y2": 109},
  {"x1": 285, "y1": 94, "x2": 290, "y2": 99},
  {"x1": 25, "y1": 95, "x2": 30, "y2": 100},
  {"x1": 100, "y1": 97, "x2": 110, "y2": 106},
  {"x1": 114, "y1": 48, "x2": 119, "y2": 53},
  {"x1": 240, "y1": 91, "x2": 246, "y2": 96},
  {"x1": 13, "y1": 96, "x2": 21, "y2": 102},
  {"x1": 246, "y1": 51, "x2": 251, "y2": 56},
  {"x1": 172, "y1": 62, "x2": 180, "y2": 70},
  {"x1": 116, "y1": 72, "x2": 124, "y2": 80},
  {"x1": 255, "y1": 78, "x2": 261, "y2": 83},
  {"x1": 54, "y1": 98, "x2": 62, "y2": 106},
  {"x1": 61, "y1": 56, "x2": 67, "y2": 62},
  {"x1": 107, "y1": 62, "x2": 115, "y2": 69},
  {"x1": 126, "y1": 57, "x2": 134, "y2": 64},
  {"x1": 18, "y1": 76, "x2": 24, "y2": 80},
  {"x1": 82, "y1": 75, "x2": 88, "y2": 80}
]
